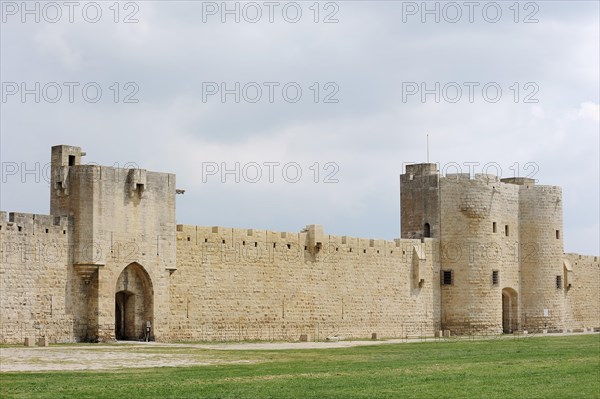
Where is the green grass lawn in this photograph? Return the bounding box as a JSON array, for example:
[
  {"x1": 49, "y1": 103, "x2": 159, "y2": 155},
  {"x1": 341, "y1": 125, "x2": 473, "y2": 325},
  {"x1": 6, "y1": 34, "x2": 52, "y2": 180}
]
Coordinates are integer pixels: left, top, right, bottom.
[{"x1": 1, "y1": 335, "x2": 598, "y2": 399}]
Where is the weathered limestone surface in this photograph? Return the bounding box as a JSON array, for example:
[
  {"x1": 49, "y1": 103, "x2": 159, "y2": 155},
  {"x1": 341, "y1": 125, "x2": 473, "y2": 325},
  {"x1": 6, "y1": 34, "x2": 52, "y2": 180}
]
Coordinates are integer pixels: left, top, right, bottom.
[
  {"x1": 438, "y1": 173, "x2": 521, "y2": 333},
  {"x1": 169, "y1": 226, "x2": 439, "y2": 341},
  {"x1": 0, "y1": 149, "x2": 598, "y2": 344},
  {"x1": 563, "y1": 253, "x2": 600, "y2": 331},
  {"x1": 0, "y1": 211, "x2": 84, "y2": 343},
  {"x1": 399, "y1": 167, "x2": 598, "y2": 334},
  {"x1": 518, "y1": 184, "x2": 566, "y2": 332}
]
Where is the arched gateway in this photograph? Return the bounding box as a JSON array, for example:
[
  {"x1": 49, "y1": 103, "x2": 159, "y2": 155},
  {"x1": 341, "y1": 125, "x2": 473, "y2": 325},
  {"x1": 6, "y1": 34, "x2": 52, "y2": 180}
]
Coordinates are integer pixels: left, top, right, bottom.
[{"x1": 115, "y1": 263, "x2": 154, "y2": 340}]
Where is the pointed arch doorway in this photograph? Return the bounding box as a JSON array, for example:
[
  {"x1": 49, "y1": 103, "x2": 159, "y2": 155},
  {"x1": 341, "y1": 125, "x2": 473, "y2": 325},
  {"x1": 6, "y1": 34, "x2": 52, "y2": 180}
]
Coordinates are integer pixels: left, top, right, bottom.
[
  {"x1": 115, "y1": 263, "x2": 154, "y2": 340},
  {"x1": 502, "y1": 288, "x2": 518, "y2": 334}
]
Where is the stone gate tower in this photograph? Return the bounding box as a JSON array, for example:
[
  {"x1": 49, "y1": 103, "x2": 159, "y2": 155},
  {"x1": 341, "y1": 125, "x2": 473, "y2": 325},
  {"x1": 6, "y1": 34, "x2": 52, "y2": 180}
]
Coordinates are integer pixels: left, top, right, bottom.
[
  {"x1": 400, "y1": 164, "x2": 567, "y2": 333},
  {"x1": 49, "y1": 145, "x2": 177, "y2": 341}
]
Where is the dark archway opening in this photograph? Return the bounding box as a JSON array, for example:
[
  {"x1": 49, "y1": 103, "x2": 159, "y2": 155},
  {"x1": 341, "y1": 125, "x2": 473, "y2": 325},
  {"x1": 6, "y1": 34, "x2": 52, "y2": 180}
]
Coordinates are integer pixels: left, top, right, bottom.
[
  {"x1": 115, "y1": 291, "x2": 135, "y2": 340},
  {"x1": 502, "y1": 288, "x2": 518, "y2": 333},
  {"x1": 423, "y1": 223, "x2": 431, "y2": 238},
  {"x1": 115, "y1": 263, "x2": 154, "y2": 340}
]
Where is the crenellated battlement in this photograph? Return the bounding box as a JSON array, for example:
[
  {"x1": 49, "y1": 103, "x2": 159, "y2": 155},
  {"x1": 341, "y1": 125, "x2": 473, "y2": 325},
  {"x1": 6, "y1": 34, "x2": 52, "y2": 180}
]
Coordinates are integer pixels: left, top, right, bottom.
[
  {"x1": 405, "y1": 163, "x2": 438, "y2": 177},
  {"x1": 501, "y1": 177, "x2": 536, "y2": 186},
  {"x1": 0, "y1": 211, "x2": 70, "y2": 235},
  {"x1": 176, "y1": 223, "x2": 433, "y2": 264},
  {"x1": 565, "y1": 253, "x2": 599, "y2": 265}
]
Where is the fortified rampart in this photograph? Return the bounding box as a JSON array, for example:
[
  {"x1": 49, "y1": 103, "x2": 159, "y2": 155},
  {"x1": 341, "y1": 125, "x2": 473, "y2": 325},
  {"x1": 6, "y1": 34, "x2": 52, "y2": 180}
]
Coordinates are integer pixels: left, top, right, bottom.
[
  {"x1": 0, "y1": 146, "x2": 598, "y2": 344},
  {"x1": 0, "y1": 211, "x2": 82, "y2": 342},
  {"x1": 169, "y1": 225, "x2": 440, "y2": 341}
]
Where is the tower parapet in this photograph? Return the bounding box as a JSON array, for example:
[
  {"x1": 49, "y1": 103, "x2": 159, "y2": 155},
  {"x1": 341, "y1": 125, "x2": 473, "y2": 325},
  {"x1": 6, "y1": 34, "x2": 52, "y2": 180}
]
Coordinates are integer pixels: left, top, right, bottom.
[
  {"x1": 405, "y1": 163, "x2": 438, "y2": 177},
  {"x1": 500, "y1": 177, "x2": 536, "y2": 186}
]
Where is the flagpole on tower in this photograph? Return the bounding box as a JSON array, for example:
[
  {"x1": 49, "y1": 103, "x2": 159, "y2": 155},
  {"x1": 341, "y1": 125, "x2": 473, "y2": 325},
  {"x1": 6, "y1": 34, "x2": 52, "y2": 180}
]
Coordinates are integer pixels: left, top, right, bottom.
[{"x1": 426, "y1": 133, "x2": 429, "y2": 163}]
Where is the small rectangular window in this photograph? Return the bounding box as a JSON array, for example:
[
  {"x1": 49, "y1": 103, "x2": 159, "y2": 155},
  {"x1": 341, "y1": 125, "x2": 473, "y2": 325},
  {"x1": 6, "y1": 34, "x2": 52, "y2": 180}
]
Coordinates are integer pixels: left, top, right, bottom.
[
  {"x1": 68, "y1": 155, "x2": 75, "y2": 166},
  {"x1": 492, "y1": 270, "x2": 499, "y2": 286},
  {"x1": 493, "y1": 222, "x2": 497, "y2": 233},
  {"x1": 505, "y1": 225, "x2": 509, "y2": 236},
  {"x1": 442, "y1": 270, "x2": 453, "y2": 285},
  {"x1": 556, "y1": 230, "x2": 560, "y2": 239},
  {"x1": 556, "y1": 275, "x2": 562, "y2": 289}
]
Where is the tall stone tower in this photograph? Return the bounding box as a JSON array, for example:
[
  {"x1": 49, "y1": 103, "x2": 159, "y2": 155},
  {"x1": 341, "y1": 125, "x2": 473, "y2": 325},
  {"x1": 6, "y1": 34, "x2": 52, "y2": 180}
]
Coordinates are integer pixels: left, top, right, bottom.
[
  {"x1": 400, "y1": 164, "x2": 566, "y2": 334},
  {"x1": 436, "y1": 173, "x2": 520, "y2": 333},
  {"x1": 513, "y1": 179, "x2": 565, "y2": 332},
  {"x1": 400, "y1": 163, "x2": 440, "y2": 239},
  {"x1": 49, "y1": 145, "x2": 177, "y2": 341}
]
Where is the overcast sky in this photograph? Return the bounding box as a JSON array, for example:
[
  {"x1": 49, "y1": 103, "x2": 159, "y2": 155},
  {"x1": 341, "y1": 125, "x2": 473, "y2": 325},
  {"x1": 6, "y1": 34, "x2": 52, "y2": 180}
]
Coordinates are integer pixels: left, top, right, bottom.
[{"x1": 1, "y1": 1, "x2": 598, "y2": 255}]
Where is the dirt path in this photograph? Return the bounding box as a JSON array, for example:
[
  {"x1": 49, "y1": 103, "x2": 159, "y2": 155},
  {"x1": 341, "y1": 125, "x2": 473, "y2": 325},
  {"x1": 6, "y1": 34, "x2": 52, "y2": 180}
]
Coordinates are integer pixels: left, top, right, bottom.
[
  {"x1": 1, "y1": 332, "x2": 596, "y2": 372},
  {"x1": 0, "y1": 344, "x2": 256, "y2": 372},
  {"x1": 0, "y1": 339, "x2": 398, "y2": 372}
]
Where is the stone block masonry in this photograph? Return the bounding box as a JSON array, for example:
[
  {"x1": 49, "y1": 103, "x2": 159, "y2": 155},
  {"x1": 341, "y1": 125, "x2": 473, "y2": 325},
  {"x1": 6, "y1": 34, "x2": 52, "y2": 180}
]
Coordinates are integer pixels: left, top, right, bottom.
[
  {"x1": 0, "y1": 147, "x2": 597, "y2": 343},
  {"x1": 169, "y1": 225, "x2": 439, "y2": 341}
]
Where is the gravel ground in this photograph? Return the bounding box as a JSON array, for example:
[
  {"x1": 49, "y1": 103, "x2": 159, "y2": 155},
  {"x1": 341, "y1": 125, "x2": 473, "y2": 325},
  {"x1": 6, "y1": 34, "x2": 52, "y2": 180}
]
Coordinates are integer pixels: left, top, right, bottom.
[{"x1": 1, "y1": 332, "x2": 595, "y2": 372}]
